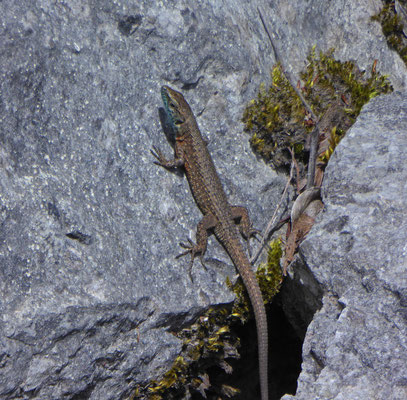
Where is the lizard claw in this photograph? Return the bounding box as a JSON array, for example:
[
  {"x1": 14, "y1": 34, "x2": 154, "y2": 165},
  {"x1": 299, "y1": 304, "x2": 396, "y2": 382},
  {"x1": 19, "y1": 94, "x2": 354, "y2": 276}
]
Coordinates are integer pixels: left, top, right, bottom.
[
  {"x1": 179, "y1": 238, "x2": 194, "y2": 248},
  {"x1": 150, "y1": 146, "x2": 166, "y2": 166},
  {"x1": 241, "y1": 227, "x2": 262, "y2": 257},
  {"x1": 177, "y1": 238, "x2": 196, "y2": 258},
  {"x1": 176, "y1": 239, "x2": 207, "y2": 281},
  {"x1": 250, "y1": 228, "x2": 262, "y2": 242},
  {"x1": 151, "y1": 146, "x2": 184, "y2": 169}
]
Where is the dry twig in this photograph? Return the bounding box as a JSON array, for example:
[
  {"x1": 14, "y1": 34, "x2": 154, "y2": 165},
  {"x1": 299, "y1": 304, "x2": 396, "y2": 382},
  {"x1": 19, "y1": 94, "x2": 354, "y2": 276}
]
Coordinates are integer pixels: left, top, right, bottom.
[
  {"x1": 250, "y1": 159, "x2": 294, "y2": 265},
  {"x1": 257, "y1": 8, "x2": 321, "y2": 189}
]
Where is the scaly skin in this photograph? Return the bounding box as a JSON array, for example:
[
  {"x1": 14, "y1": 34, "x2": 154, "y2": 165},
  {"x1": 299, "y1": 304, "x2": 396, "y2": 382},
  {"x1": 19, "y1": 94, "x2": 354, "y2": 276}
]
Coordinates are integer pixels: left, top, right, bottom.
[{"x1": 152, "y1": 85, "x2": 268, "y2": 400}]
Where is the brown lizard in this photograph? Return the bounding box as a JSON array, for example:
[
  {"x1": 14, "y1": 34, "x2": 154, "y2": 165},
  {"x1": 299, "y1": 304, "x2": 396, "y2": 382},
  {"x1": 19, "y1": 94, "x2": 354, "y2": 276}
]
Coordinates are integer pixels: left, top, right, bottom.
[{"x1": 152, "y1": 85, "x2": 268, "y2": 400}]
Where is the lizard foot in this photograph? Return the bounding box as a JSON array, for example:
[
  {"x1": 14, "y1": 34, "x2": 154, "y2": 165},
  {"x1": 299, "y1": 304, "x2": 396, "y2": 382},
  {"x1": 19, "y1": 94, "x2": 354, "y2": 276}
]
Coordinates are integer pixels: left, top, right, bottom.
[
  {"x1": 244, "y1": 228, "x2": 262, "y2": 257},
  {"x1": 176, "y1": 239, "x2": 206, "y2": 281},
  {"x1": 151, "y1": 146, "x2": 184, "y2": 169},
  {"x1": 150, "y1": 146, "x2": 168, "y2": 167}
]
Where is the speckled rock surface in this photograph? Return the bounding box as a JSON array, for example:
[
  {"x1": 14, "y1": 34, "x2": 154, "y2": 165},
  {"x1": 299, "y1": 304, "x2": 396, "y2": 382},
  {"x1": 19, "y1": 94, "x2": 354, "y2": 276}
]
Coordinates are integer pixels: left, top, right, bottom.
[
  {"x1": 1, "y1": 0, "x2": 406, "y2": 398},
  {"x1": 282, "y1": 92, "x2": 407, "y2": 400},
  {"x1": 262, "y1": 0, "x2": 407, "y2": 90},
  {"x1": 0, "y1": 1, "x2": 284, "y2": 398}
]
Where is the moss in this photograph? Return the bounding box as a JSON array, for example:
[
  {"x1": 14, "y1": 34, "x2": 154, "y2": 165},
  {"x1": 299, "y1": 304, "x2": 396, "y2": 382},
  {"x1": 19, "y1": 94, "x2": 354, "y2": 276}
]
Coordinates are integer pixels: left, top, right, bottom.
[
  {"x1": 318, "y1": 126, "x2": 344, "y2": 163},
  {"x1": 372, "y1": 0, "x2": 407, "y2": 66},
  {"x1": 242, "y1": 47, "x2": 392, "y2": 176},
  {"x1": 147, "y1": 356, "x2": 188, "y2": 395},
  {"x1": 134, "y1": 239, "x2": 283, "y2": 399},
  {"x1": 257, "y1": 238, "x2": 284, "y2": 303},
  {"x1": 133, "y1": 305, "x2": 241, "y2": 399},
  {"x1": 242, "y1": 65, "x2": 308, "y2": 173},
  {"x1": 228, "y1": 238, "x2": 283, "y2": 323}
]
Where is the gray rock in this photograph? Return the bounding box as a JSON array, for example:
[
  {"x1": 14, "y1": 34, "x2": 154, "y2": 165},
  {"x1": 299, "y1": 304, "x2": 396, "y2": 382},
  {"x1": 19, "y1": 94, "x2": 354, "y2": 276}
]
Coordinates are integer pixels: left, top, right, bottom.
[
  {"x1": 0, "y1": 1, "x2": 284, "y2": 399},
  {"x1": 1, "y1": 0, "x2": 406, "y2": 398},
  {"x1": 282, "y1": 92, "x2": 407, "y2": 399},
  {"x1": 260, "y1": 0, "x2": 407, "y2": 90}
]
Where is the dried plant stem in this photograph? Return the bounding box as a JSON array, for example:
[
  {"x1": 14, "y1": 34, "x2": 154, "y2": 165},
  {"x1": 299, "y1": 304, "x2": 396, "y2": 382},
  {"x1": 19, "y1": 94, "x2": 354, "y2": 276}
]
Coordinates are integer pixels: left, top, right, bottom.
[
  {"x1": 250, "y1": 159, "x2": 294, "y2": 265},
  {"x1": 257, "y1": 7, "x2": 320, "y2": 189}
]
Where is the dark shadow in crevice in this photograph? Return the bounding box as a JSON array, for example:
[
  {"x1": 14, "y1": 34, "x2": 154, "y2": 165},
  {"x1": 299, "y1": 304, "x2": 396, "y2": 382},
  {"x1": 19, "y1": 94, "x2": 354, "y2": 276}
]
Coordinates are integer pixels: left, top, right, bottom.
[
  {"x1": 201, "y1": 255, "x2": 323, "y2": 400},
  {"x1": 200, "y1": 291, "x2": 304, "y2": 400}
]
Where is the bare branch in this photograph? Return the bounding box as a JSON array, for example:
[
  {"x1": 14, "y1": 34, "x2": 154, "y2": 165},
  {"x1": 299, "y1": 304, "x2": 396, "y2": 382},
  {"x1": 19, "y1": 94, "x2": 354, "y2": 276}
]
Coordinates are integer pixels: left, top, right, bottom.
[
  {"x1": 250, "y1": 159, "x2": 294, "y2": 265},
  {"x1": 257, "y1": 7, "x2": 321, "y2": 189}
]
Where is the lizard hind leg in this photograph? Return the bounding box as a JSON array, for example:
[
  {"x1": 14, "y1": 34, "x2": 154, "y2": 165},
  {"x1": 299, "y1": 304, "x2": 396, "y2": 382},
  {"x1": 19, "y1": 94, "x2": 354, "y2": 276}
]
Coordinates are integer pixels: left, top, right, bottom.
[
  {"x1": 175, "y1": 214, "x2": 217, "y2": 280},
  {"x1": 176, "y1": 238, "x2": 206, "y2": 281},
  {"x1": 231, "y1": 206, "x2": 261, "y2": 256}
]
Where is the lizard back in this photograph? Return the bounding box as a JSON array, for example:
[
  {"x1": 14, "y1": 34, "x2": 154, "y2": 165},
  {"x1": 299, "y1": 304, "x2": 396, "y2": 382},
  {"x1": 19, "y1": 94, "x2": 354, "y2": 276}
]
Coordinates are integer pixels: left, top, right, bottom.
[{"x1": 158, "y1": 85, "x2": 269, "y2": 400}]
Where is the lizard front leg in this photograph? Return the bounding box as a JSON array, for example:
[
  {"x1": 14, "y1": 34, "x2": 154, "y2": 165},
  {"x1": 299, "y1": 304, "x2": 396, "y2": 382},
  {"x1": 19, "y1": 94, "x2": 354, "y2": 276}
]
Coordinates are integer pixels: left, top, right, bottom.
[
  {"x1": 176, "y1": 213, "x2": 218, "y2": 280},
  {"x1": 151, "y1": 145, "x2": 184, "y2": 169}
]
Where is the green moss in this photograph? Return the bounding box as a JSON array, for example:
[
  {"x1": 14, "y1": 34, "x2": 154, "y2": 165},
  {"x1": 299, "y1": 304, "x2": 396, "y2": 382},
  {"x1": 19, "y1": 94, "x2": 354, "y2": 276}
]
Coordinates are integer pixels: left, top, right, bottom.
[
  {"x1": 228, "y1": 238, "x2": 283, "y2": 323},
  {"x1": 147, "y1": 356, "x2": 188, "y2": 396},
  {"x1": 134, "y1": 240, "x2": 283, "y2": 399},
  {"x1": 257, "y1": 238, "x2": 284, "y2": 303},
  {"x1": 242, "y1": 64, "x2": 307, "y2": 172},
  {"x1": 372, "y1": 0, "x2": 407, "y2": 66},
  {"x1": 303, "y1": 47, "x2": 392, "y2": 117},
  {"x1": 133, "y1": 305, "x2": 241, "y2": 399},
  {"x1": 242, "y1": 47, "x2": 392, "y2": 176},
  {"x1": 318, "y1": 126, "x2": 344, "y2": 163}
]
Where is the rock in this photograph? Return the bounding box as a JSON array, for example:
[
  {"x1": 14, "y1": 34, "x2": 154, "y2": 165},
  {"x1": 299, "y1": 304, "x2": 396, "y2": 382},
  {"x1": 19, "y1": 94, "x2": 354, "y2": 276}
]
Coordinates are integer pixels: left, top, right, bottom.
[
  {"x1": 1, "y1": 0, "x2": 406, "y2": 398},
  {"x1": 260, "y1": 0, "x2": 407, "y2": 90},
  {"x1": 0, "y1": 1, "x2": 284, "y2": 399},
  {"x1": 282, "y1": 92, "x2": 407, "y2": 399}
]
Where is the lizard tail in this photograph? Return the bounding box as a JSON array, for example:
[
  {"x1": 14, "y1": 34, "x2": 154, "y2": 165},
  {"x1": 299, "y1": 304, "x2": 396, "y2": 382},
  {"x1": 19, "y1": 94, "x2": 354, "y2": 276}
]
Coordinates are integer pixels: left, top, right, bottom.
[
  {"x1": 240, "y1": 263, "x2": 269, "y2": 400},
  {"x1": 223, "y1": 235, "x2": 269, "y2": 400}
]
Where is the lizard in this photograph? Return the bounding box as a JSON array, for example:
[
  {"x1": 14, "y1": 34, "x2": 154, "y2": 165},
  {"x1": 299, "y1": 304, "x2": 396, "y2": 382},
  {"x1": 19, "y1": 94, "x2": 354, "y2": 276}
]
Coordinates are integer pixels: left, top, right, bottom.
[{"x1": 151, "y1": 85, "x2": 269, "y2": 400}]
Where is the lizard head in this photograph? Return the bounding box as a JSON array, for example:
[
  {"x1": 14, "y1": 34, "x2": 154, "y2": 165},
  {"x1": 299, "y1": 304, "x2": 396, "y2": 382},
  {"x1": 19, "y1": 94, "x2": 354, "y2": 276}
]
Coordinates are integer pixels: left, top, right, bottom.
[{"x1": 161, "y1": 85, "x2": 191, "y2": 134}]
